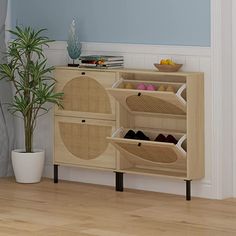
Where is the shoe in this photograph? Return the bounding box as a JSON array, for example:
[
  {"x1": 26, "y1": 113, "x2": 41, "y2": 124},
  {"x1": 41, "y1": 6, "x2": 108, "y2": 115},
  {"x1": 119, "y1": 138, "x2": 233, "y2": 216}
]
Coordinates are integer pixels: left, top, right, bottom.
[
  {"x1": 166, "y1": 135, "x2": 178, "y2": 144},
  {"x1": 136, "y1": 83, "x2": 146, "y2": 90},
  {"x1": 166, "y1": 85, "x2": 175, "y2": 93},
  {"x1": 154, "y1": 134, "x2": 166, "y2": 142},
  {"x1": 134, "y1": 131, "x2": 150, "y2": 141},
  {"x1": 124, "y1": 130, "x2": 136, "y2": 139},
  {"x1": 124, "y1": 83, "x2": 134, "y2": 89},
  {"x1": 158, "y1": 85, "x2": 165, "y2": 91},
  {"x1": 146, "y1": 84, "x2": 156, "y2": 91}
]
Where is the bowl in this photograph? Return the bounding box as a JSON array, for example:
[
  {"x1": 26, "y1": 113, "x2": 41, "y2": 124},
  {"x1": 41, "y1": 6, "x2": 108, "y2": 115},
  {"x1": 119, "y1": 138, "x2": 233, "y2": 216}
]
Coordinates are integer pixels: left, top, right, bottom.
[{"x1": 154, "y1": 63, "x2": 183, "y2": 72}]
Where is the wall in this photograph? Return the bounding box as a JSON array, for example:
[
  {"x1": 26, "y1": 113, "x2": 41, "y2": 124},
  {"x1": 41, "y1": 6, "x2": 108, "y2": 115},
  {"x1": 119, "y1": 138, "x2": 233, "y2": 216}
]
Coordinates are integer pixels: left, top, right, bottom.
[
  {"x1": 231, "y1": 0, "x2": 236, "y2": 197},
  {"x1": 10, "y1": 0, "x2": 210, "y2": 46},
  {"x1": 9, "y1": 0, "x2": 224, "y2": 199}
]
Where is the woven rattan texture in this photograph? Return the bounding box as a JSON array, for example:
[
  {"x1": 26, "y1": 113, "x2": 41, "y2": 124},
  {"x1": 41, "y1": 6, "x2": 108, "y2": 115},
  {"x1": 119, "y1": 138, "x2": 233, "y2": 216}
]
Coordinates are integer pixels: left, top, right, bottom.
[
  {"x1": 126, "y1": 95, "x2": 185, "y2": 115},
  {"x1": 59, "y1": 122, "x2": 111, "y2": 160},
  {"x1": 61, "y1": 77, "x2": 112, "y2": 114},
  {"x1": 118, "y1": 142, "x2": 178, "y2": 164}
]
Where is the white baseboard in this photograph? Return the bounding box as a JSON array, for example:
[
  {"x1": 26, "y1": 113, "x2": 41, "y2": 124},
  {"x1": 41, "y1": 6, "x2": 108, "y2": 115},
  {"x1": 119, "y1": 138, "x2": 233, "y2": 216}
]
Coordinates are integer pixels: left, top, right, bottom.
[{"x1": 39, "y1": 41, "x2": 215, "y2": 198}]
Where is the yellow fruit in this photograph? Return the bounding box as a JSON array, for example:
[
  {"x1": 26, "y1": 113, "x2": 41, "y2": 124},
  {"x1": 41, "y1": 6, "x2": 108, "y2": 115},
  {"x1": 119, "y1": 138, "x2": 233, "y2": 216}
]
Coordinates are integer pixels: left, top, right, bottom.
[
  {"x1": 165, "y1": 59, "x2": 176, "y2": 65},
  {"x1": 160, "y1": 59, "x2": 167, "y2": 65},
  {"x1": 169, "y1": 60, "x2": 176, "y2": 66}
]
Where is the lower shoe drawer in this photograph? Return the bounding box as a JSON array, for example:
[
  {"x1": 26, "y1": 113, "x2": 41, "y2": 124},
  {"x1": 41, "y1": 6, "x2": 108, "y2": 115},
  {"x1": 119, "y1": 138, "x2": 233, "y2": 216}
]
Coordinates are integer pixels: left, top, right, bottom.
[{"x1": 107, "y1": 127, "x2": 187, "y2": 178}]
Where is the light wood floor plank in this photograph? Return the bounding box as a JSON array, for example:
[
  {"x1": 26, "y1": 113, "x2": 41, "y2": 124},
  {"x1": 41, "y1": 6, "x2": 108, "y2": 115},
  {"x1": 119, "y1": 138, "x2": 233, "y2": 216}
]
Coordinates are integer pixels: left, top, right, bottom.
[{"x1": 0, "y1": 178, "x2": 235, "y2": 235}]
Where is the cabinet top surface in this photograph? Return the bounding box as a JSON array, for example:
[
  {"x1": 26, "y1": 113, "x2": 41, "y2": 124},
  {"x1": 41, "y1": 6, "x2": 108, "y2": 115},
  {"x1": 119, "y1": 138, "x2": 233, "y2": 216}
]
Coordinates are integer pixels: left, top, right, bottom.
[{"x1": 55, "y1": 66, "x2": 203, "y2": 77}]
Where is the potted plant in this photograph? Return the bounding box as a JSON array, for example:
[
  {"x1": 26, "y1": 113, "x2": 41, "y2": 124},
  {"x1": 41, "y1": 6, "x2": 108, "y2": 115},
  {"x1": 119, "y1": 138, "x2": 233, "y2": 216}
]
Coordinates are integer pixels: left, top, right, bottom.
[{"x1": 0, "y1": 26, "x2": 63, "y2": 183}]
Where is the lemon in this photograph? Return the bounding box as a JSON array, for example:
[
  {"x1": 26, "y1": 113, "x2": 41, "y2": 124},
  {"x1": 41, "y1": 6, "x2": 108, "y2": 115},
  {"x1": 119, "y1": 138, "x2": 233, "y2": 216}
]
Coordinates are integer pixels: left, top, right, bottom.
[{"x1": 160, "y1": 59, "x2": 167, "y2": 65}]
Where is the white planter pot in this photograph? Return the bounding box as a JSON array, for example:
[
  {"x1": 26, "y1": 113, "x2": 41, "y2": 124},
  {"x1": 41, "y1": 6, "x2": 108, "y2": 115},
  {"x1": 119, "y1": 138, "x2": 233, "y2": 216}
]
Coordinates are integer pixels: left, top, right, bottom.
[{"x1": 11, "y1": 149, "x2": 45, "y2": 183}]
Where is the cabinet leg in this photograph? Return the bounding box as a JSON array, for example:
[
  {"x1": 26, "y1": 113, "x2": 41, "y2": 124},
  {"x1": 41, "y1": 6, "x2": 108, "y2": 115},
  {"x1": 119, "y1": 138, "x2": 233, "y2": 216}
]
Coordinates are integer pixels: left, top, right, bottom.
[
  {"x1": 54, "y1": 165, "x2": 58, "y2": 183},
  {"x1": 115, "y1": 172, "x2": 124, "y2": 192},
  {"x1": 185, "y1": 180, "x2": 192, "y2": 201}
]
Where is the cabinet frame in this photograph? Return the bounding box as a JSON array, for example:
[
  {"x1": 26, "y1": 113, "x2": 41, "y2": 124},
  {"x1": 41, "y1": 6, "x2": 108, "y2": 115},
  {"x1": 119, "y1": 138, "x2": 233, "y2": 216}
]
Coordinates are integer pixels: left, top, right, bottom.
[{"x1": 53, "y1": 67, "x2": 204, "y2": 201}]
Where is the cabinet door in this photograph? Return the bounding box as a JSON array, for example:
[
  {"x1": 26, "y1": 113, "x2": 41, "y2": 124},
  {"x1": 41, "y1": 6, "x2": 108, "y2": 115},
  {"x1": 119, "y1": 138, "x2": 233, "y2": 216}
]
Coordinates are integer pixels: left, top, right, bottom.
[
  {"x1": 54, "y1": 116, "x2": 116, "y2": 169},
  {"x1": 54, "y1": 69, "x2": 117, "y2": 120}
]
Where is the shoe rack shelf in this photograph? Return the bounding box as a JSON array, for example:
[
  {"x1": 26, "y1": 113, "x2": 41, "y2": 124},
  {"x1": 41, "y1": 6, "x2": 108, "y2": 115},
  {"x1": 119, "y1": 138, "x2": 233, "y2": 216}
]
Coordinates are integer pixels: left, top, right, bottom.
[{"x1": 53, "y1": 67, "x2": 204, "y2": 201}]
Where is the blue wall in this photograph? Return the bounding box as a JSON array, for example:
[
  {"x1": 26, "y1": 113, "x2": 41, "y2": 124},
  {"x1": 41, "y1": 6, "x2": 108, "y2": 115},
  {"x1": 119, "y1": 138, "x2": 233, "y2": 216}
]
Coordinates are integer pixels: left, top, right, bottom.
[{"x1": 11, "y1": 0, "x2": 210, "y2": 46}]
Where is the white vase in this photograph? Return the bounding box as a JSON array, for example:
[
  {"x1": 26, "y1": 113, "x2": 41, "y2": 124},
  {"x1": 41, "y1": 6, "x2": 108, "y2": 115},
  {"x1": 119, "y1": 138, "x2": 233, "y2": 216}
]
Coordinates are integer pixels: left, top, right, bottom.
[{"x1": 11, "y1": 149, "x2": 45, "y2": 183}]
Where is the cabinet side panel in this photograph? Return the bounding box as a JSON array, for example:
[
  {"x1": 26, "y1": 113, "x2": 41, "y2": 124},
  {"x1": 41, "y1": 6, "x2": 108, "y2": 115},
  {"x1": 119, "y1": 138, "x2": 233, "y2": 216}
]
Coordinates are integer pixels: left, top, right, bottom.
[{"x1": 187, "y1": 74, "x2": 205, "y2": 179}]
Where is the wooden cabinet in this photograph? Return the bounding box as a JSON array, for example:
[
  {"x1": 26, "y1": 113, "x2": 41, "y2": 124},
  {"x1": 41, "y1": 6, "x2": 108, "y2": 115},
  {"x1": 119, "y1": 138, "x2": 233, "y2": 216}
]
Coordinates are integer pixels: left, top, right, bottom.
[
  {"x1": 54, "y1": 67, "x2": 204, "y2": 200},
  {"x1": 54, "y1": 68, "x2": 117, "y2": 171}
]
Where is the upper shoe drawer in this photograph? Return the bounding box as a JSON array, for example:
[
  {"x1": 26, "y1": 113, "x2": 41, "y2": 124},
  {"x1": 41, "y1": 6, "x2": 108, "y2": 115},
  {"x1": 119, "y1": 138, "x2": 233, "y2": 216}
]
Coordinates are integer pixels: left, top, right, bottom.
[
  {"x1": 106, "y1": 79, "x2": 186, "y2": 117},
  {"x1": 54, "y1": 69, "x2": 117, "y2": 120}
]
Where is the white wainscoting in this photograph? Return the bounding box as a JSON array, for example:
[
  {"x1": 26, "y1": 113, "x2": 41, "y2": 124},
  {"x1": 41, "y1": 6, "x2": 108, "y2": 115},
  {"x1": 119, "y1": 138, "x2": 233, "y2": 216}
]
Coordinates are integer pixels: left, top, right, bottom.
[{"x1": 25, "y1": 41, "x2": 214, "y2": 198}]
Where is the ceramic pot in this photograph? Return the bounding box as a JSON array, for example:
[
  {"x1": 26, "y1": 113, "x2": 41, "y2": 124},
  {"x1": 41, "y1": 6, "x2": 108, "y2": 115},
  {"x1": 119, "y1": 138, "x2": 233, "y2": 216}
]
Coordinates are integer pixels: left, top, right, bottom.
[{"x1": 11, "y1": 149, "x2": 45, "y2": 183}]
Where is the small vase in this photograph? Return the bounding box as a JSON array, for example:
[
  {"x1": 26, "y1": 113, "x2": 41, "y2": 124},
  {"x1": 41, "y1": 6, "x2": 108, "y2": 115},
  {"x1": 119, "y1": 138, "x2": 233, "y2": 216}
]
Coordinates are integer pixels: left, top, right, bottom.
[{"x1": 67, "y1": 18, "x2": 81, "y2": 66}]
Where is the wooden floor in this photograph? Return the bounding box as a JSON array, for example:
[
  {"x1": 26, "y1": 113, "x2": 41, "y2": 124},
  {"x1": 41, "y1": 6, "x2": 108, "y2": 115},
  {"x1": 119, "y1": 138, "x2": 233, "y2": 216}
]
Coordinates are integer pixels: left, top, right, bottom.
[{"x1": 0, "y1": 179, "x2": 236, "y2": 236}]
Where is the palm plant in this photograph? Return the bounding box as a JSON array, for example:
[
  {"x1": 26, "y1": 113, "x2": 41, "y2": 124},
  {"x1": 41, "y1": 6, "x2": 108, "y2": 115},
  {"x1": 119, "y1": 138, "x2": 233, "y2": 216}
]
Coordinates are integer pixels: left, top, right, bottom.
[{"x1": 0, "y1": 26, "x2": 63, "y2": 153}]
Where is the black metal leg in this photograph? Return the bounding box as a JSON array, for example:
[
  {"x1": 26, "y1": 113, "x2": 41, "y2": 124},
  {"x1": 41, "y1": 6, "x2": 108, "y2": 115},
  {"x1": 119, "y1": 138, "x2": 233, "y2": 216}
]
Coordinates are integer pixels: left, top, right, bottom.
[
  {"x1": 185, "y1": 180, "x2": 192, "y2": 201},
  {"x1": 54, "y1": 165, "x2": 58, "y2": 183},
  {"x1": 115, "y1": 172, "x2": 124, "y2": 192}
]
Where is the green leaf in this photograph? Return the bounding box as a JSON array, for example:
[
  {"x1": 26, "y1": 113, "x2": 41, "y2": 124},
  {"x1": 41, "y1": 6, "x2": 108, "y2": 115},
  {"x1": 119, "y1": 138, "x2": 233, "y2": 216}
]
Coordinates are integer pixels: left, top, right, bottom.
[{"x1": 0, "y1": 26, "x2": 63, "y2": 152}]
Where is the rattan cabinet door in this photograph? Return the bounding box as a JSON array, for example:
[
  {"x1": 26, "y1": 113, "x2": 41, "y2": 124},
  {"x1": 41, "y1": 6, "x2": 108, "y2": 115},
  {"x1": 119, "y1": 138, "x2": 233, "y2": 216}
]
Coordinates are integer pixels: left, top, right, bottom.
[
  {"x1": 54, "y1": 116, "x2": 116, "y2": 169},
  {"x1": 54, "y1": 69, "x2": 117, "y2": 120}
]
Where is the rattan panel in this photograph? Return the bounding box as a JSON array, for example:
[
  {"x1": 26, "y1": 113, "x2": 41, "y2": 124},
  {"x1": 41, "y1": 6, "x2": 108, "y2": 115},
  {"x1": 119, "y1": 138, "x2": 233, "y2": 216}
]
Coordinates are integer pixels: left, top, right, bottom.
[
  {"x1": 126, "y1": 95, "x2": 185, "y2": 115},
  {"x1": 118, "y1": 143, "x2": 178, "y2": 164},
  {"x1": 61, "y1": 77, "x2": 112, "y2": 114},
  {"x1": 59, "y1": 122, "x2": 112, "y2": 160}
]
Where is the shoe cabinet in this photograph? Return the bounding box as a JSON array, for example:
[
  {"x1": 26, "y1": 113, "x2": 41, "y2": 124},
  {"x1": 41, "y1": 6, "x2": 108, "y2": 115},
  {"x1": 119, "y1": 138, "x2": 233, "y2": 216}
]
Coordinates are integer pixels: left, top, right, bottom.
[
  {"x1": 54, "y1": 67, "x2": 204, "y2": 200},
  {"x1": 54, "y1": 68, "x2": 117, "y2": 172}
]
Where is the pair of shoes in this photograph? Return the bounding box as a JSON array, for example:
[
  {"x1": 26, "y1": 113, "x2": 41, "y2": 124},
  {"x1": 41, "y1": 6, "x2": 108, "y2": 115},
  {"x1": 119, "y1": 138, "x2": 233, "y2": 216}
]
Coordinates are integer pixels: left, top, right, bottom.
[
  {"x1": 124, "y1": 83, "x2": 134, "y2": 89},
  {"x1": 135, "y1": 130, "x2": 150, "y2": 140},
  {"x1": 158, "y1": 85, "x2": 175, "y2": 92},
  {"x1": 124, "y1": 130, "x2": 136, "y2": 139},
  {"x1": 136, "y1": 83, "x2": 156, "y2": 91},
  {"x1": 155, "y1": 134, "x2": 178, "y2": 144},
  {"x1": 124, "y1": 130, "x2": 150, "y2": 141}
]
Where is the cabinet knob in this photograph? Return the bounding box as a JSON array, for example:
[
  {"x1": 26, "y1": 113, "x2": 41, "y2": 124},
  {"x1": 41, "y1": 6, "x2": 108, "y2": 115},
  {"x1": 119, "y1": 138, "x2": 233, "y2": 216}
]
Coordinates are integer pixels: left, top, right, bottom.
[
  {"x1": 138, "y1": 92, "x2": 141, "y2": 96},
  {"x1": 81, "y1": 72, "x2": 86, "y2": 75},
  {"x1": 82, "y1": 120, "x2": 86, "y2": 123}
]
